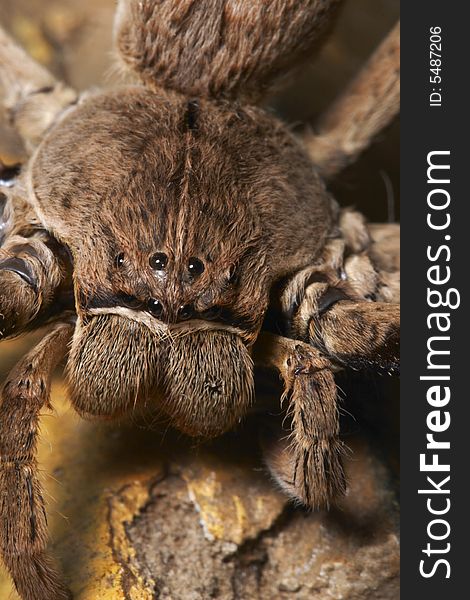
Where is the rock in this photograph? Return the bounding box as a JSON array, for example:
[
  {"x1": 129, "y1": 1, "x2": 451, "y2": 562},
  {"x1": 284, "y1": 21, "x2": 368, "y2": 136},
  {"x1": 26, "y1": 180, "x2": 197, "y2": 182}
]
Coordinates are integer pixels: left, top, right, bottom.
[{"x1": 112, "y1": 436, "x2": 399, "y2": 600}]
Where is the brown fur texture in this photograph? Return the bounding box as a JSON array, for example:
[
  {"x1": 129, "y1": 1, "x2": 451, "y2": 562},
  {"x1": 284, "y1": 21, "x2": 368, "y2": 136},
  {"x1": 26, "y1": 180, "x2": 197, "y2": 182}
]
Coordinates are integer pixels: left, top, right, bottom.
[
  {"x1": 253, "y1": 208, "x2": 399, "y2": 504},
  {"x1": 67, "y1": 315, "x2": 163, "y2": 419},
  {"x1": 69, "y1": 318, "x2": 254, "y2": 436},
  {"x1": 254, "y1": 333, "x2": 346, "y2": 508},
  {"x1": 0, "y1": 269, "x2": 38, "y2": 338},
  {"x1": 161, "y1": 329, "x2": 254, "y2": 437},
  {"x1": 0, "y1": 2, "x2": 399, "y2": 598},
  {"x1": 0, "y1": 323, "x2": 74, "y2": 600},
  {"x1": 312, "y1": 301, "x2": 399, "y2": 373},
  {"x1": 115, "y1": 0, "x2": 343, "y2": 102},
  {"x1": 0, "y1": 232, "x2": 69, "y2": 338}
]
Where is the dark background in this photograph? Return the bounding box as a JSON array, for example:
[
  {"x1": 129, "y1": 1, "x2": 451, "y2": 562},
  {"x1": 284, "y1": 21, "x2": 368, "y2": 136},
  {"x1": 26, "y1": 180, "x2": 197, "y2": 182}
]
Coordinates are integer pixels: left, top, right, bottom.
[{"x1": 401, "y1": 2, "x2": 468, "y2": 598}]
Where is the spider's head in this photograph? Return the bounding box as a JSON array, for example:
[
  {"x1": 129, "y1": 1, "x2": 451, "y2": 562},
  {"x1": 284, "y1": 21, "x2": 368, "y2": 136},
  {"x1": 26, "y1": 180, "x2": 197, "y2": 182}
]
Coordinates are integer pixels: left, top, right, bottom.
[
  {"x1": 39, "y1": 89, "x2": 276, "y2": 434},
  {"x1": 31, "y1": 87, "x2": 279, "y2": 339},
  {"x1": 62, "y1": 152, "x2": 263, "y2": 435},
  {"x1": 31, "y1": 85, "x2": 330, "y2": 437}
]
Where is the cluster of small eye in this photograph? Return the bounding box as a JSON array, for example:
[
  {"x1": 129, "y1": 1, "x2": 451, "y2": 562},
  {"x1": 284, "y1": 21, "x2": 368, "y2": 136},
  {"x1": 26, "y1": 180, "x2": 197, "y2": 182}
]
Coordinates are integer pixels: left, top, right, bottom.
[
  {"x1": 114, "y1": 251, "x2": 209, "y2": 321},
  {"x1": 148, "y1": 251, "x2": 205, "y2": 278},
  {"x1": 115, "y1": 251, "x2": 205, "y2": 276},
  {"x1": 145, "y1": 299, "x2": 203, "y2": 321},
  {"x1": 147, "y1": 252, "x2": 205, "y2": 318},
  {"x1": 146, "y1": 299, "x2": 223, "y2": 322}
]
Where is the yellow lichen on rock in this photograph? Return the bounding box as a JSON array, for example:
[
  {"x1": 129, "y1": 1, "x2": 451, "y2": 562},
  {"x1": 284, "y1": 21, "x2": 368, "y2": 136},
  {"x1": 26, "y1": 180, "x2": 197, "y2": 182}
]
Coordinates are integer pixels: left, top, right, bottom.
[{"x1": 182, "y1": 453, "x2": 286, "y2": 546}]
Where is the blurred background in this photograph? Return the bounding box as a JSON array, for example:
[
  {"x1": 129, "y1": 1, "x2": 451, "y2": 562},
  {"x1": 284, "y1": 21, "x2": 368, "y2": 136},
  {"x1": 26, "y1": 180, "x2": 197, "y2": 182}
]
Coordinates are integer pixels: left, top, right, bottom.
[{"x1": 0, "y1": 1, "x2": 399, "y2": 598}]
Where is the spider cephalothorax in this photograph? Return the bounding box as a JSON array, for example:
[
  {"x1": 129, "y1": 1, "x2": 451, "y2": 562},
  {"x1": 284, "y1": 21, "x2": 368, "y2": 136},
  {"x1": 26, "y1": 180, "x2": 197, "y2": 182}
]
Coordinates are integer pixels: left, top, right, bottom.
[
  {"x1": 0, "y1": 1, "x2": 399, "y2": 599},
  {"x1": 30, "y1": 86, "x2": 331, "y2": 333},
  {"x1": 30, "y1": 83, "x2": 333, "y2": 434}
]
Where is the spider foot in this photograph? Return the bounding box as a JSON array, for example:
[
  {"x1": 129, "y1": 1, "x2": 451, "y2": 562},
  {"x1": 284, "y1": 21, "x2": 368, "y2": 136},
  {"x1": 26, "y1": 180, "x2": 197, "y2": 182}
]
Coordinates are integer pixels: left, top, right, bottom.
[
  {"x1": 261, "y1": 420, "x2": 346, "y2": 510},
  {"x1": 1, "y1": 552, "x2": 72, "y2": 600},
  {"x1": 0, "y1": 234, "x2": 69, "y2": 340},
  {"x1": 255, "y1": 334, "x2": 347, "y2": 509}
]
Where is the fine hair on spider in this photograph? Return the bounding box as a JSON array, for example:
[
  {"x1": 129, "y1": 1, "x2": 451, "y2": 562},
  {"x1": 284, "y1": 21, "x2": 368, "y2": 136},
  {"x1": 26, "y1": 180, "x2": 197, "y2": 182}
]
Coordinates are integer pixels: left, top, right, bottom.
[{"x1": 0, "y1": 1, "x2": 400, "y2": 599}]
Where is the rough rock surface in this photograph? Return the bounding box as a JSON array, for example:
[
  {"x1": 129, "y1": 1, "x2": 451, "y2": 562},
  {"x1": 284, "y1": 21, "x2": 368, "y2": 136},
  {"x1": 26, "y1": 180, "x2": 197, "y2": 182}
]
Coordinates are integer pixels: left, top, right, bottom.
[{"x1": 125, "y1": 438, "x2": 399, "y2": 600}]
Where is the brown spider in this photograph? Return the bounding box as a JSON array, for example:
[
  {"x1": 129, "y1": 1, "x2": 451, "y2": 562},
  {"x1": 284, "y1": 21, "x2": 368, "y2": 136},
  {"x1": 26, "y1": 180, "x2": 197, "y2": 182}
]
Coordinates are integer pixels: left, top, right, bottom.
[{"x1": 0, "y1": 2, "x2": 400, "y2": 599}]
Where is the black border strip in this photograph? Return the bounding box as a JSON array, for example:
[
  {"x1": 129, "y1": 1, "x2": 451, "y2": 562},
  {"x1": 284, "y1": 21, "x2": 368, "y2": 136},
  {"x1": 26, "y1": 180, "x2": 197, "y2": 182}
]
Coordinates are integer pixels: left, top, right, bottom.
[{"x1": 401, "y1": 3, "x2": 468, "y2": 597}]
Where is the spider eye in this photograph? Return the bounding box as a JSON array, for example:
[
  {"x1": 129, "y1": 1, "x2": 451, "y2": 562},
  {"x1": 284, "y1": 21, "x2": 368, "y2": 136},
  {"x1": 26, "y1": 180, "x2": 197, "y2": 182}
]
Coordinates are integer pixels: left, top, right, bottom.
[
  {"x1": 147, "y1": 298, "x2": 163, "y2": 317},
  {"x1": 115, "y1": 252, "x2": 125, "y2": 268},
  {"x1": 150, "y1": 252, "x2": 168, "y2": 271},
  {"x1": 188, "y1": 257, "x2": 204, "y2": 277},
  {"x1": 178, "y1": 304, "x2": 194, "y2": 320}
]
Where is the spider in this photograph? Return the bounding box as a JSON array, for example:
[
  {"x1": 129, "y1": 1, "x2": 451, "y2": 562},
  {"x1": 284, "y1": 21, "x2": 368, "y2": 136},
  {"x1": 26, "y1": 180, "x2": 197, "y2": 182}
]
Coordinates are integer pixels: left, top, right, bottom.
[{"x1": 0, "y1": 1, "x2": 400, "y2": 599}]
